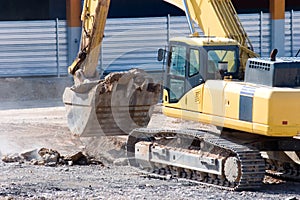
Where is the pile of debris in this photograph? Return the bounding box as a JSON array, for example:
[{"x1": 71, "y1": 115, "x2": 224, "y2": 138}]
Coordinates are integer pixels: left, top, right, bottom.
[{"x1": 1, "y1": 148, "x2": 104, "y2": 167}]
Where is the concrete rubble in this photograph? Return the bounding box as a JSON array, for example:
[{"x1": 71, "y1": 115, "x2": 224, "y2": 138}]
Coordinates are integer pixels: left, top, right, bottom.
[{"x1": 1, "y1": 148, "x2": 104, "y2": 167}]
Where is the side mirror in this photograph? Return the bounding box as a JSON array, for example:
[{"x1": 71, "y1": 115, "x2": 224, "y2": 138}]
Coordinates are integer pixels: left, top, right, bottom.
[{"x1": 157, "y1": 48, "x2": 165, "y2": 61}]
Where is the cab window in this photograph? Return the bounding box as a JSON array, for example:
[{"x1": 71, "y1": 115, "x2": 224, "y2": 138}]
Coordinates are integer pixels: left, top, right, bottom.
[
  {"x1": 189, "y1": 49, "x2": 200, "y2": 77},
  {"x1": 207, "y1": 50, "x2": 237, "y2": 73},
  {"x1": 168, "y1": 45, "x2": 186, "y2": 103},
  {"x1": 206, "y1": 49, "x2": 237, "y2": 79},
  {"x1": 169, "y1": 45, "x2": 186, "y2": 77}
]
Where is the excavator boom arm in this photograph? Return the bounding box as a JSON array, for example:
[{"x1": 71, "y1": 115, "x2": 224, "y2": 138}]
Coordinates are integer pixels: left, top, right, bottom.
[{"x1": 68, "y1": 0, "x2": 111, "y2": 81}]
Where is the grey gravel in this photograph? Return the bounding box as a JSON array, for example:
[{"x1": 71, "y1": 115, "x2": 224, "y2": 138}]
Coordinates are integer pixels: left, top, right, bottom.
[{"x1": 0, "y1": 162, "x2": 299, "y2": 200}]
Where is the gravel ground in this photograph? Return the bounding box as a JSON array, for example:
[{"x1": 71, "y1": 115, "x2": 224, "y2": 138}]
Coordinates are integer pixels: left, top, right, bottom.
[
  {"x1": 0, "y1": 77, "x2": 299, "y2": 199},
  {"x1": 0, "y1": 163, "x2": 299, "y2": 200}
]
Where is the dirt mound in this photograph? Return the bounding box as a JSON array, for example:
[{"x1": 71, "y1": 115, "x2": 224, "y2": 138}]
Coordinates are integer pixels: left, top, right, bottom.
[{"x1": 0, "y1": 77, "x2": 72, "y2": 102}]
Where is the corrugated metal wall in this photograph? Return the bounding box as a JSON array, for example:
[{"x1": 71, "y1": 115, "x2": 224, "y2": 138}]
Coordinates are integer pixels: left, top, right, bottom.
[
  {"x1": 101, "y1": 17, "x2": 168, "y2": 75},
  {"x1": 285, "y1": 11, "x2": 300, "y2": 57},
  {"x1": 101, "y1": 13, "x2": 271, "y2": 75},
  {"x1": 0, "y1": 11, "x2": 299, "y2": 77},
  {"x1": 0, "y1": 20, "x2": 68, "y2": 77},
  {"x1": 101, "y1": 16, "x2": 203, "y2": 75}
]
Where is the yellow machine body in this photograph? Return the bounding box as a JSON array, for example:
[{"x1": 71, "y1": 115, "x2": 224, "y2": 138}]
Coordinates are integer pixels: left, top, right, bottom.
[{"x1": 163, "y1": 82, "x2": 300, "y2": 137}]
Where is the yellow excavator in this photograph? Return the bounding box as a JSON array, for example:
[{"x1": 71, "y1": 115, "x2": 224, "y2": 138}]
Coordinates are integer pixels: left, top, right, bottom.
[{"x1": 63, "y1": 0, "x2": 300, "y2": 191}]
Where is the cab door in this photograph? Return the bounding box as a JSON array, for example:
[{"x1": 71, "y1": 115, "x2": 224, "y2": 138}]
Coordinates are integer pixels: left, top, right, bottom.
[
  {"x1": 165, "y1": 44, "x2": 204, "y2": 111},
  {"x1": 166, "y1": 44, "x2": 187, "y2": 105}
]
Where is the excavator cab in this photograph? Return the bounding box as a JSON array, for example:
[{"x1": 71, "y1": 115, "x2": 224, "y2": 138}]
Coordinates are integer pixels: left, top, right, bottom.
[{"x1": 160, "y1": 36, "x2": 240, "y2": 104}]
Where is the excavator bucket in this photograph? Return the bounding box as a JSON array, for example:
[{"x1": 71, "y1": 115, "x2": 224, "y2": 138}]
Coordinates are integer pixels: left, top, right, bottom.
[{"x1": 63, "y1": 69, "x2": 161, "y2": 137}]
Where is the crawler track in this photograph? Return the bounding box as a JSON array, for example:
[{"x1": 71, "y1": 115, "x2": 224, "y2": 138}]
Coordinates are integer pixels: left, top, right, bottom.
[
  {"x1": 265, "y1": 159, "x2": 300, "y2": 182},
  {"x1": 127, "y1": 128, "x2": 265, "y2": 191}
]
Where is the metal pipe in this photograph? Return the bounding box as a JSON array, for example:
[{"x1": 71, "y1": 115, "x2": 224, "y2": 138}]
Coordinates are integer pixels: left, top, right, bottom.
[
  {"x1": 260, "y1": 11, "x2": 263, "y2": 56},
  {"x1": 55, "y1": 18, "x2": 60, "y2": 77},
  {"x1": 291, "y1": 10, "x2": 294, "y2": 56},
  {"x1": 167, "y1": 14, "x2": 170, "y2": 44},
  {"x1": 182, "y1": 0, "x2": 195, "y2": 35}
]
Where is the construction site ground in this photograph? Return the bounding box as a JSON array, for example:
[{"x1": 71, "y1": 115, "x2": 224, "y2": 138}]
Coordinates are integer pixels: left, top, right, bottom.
[{"x1": 0, "y1": 77, "x2": 299, "y2": 199}]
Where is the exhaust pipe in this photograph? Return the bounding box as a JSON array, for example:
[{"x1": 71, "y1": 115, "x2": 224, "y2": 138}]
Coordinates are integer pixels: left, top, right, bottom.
[{"x1": 270, "y1": 49, "x2": 278, "y2": 61}]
